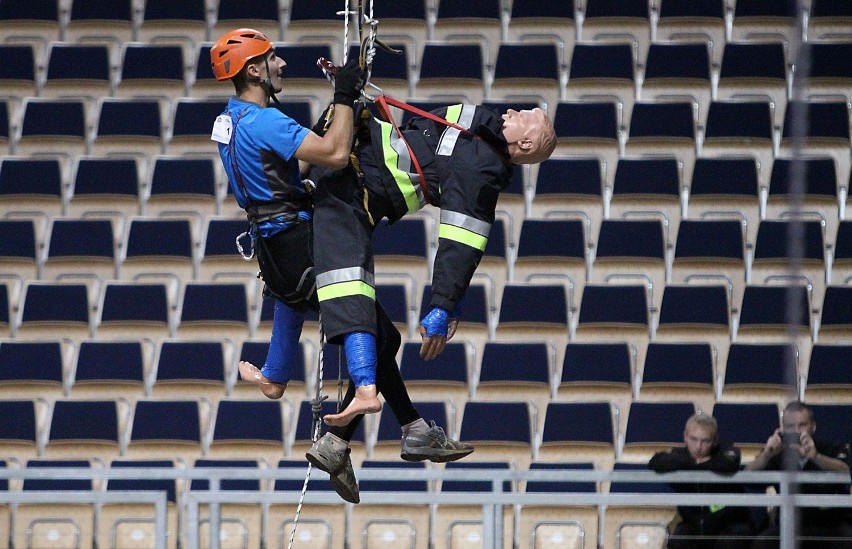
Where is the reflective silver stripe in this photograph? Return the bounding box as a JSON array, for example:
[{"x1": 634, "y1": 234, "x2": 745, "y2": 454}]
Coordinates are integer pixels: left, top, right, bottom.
[
  {"x1": 316, "y1": 267, "x2": 374, "y2": 288},
  {"x1": 440, "y1": 210, "x2": 491, "y2": 237},
  {"x1": 437, "y1": 105, "x2": 476, "y2": 157},
  {"x1": 388, "y1": 124, "x2": 427, "y2": 209}
]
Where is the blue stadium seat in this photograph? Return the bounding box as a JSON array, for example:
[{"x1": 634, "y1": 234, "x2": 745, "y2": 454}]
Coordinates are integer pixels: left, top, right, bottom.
[
  {"x1": 0, "y1": 340, "x2": 65, "y2": 396},
  {"x1": 146, "y1": 156, "x2": 219, "y2": 218},
  {"x1": 621, "y1": 401, "x2": 696, "y2": 460},
  {"x1": 565, "y1": 43, "x2": 636, "y2": 127},
  {"x1": 804, "y1": 343, "x2": 852, "y2": 400},
  {"x1": 582, "y1": 0, "x2": 651, "y2": 70},
  {"x1": 432, "y1": 0, "x2": 502, "y2": 69},
  {"x1": 69, "y1": 157, "x2": 141, "y2": 218},
  {"x1": 605, "y1": 461, "x2": 675, "y2": 548},
  {"x1": 168, "y1": 99, "x2": 230, "y2": 156},
  {"x1": 121, "y1": 217, "x2": 196, "y2": 282},
  {"x1": 655, "y1": 0, "x2": 726, "y2": 65},
  {"x1": 495, "y1": 284, "x2": 570, "y2": 368},
  {"x1": 0, "y1": 157, "x2": 64, "y2": 218},
  {"x1": 0, "y1": 218, "x2": 39, "y2": 282},
  {"x1": 641, "y1": 342, "x2": 715, "y2": 409},
  {"x1": 18, "y1": 459, "x2": 95, "y2": 548},
  {"x1": 41, "y1": 43, "x2": 112, "y2": 107},
  {"x1": 575, "y1": 284, "x2": 650, "y2": 369},
  {"x1": 609, "y1": 156, "x2": 682, "y2": 245},
  {"x1": 717, "y1": 41, "x2": 788, "y2": 126},
  {"x1": 0, "y1": 399, "x2": 39, "y2": 456},
  {"x1": 806, "y1": 403, "x2": 852, "y2": 445},
  {"x1": 127, "y1": 399, "x2": 205, "y2": 459},
  {"x1": 177, "y1": 282, "x2": 250, "y2": 340},
  {"x1": 702, "y1": 101, "x2": 774, "y2": 188},
  {"x1": 530, "y1": 157, "x2": 604, "y2": 223},
  {"x1": 45, "y1": 399, "x2": 121, "y2": 458},
  {"x1": 190, "y1": 458, "x2": 264, "y2": 546},
  {"x1": 751, "y1": 219, "x2": 827, "y2": 306},
  {"x1": 722, "y1": 342, "x2": 798, "y2": 402},
  {"x1": 92, "y1": 98, "x2": 164, "y2": 159},
  {"x1": 833, "y1": 220, "x2": 852, "y2": 286},
  {"x1": 818, "y1": 285, "x2": 852, "y2": 342},
  {"x1": 65, "y1": 0, "x2": 134, "y2": 51},
  {"x1": 399, "y1": 341, "x2": 471, "y2": 407},
  {"x1": 641, "y1": 42, "x2": 712, "y2": 125},
  {"x1": 737, "y1": 284, "x2": 812, "y2": 344},
  {"x1": 592, "y1": 219, "x2": 667, "y2": 310},
  {"x1": 688, "y1": 156, "x2": 761, "y2": 250},
  {"x1": 459, "y1": 401, "x2": 533, "y2": 465},
  {"x1": 558, "y1": 342, "x2": 633, "y2": 402},
  {"x1": 655, "y1": 284, "x2": 731, "y2": 367},
  {"x1": 151, "y1": 340, "x2": 228, "y2": 399},
  {"x1": 416, "y1": 43, "x2": 485, "y2": 105},
  {"x1": 19, "y1": 282, "x2": 91, "y2": 341},
  {"x1": 18, "y1": 98, "x2": 88, "y2": 160},
  {"x1": 103, "y1": 458, "x2": 180, "y2": 548},
  {"x1": 671, "y1": 218, "x2": 748, "y2": 309},
  {"x1": 272, "y1": 43, "x2": 335, "y2": 108},
  {"x1": 710, "y1": 402, "x2": 780, "y2": 452},
  {"x1": 779, "y1": 101, "x2": 851, "y2": 193},
  {"x1": 0, "y1": 0, "x2": 60, "y2": 50},
  {"x1": 513, "y1": 219, "x2": 587, "y2": 312},
  {"x1": 731, "y1": 0, "x2": 797, "y2": 44},
  {"x1": 199, "y1": 217, "x2": 254, "y2": 281},
  {"x1": 213, "y1": 0, "x2": 282, "y2": 41},
  {"x1": 491, "y1": 43, "x2": 561, "y2": 109},
  {"x1": 539, "y1": 401, "x2": 616, "y2": 466},
  {"x1": 808, "y1": 0, "x2": 852, "y2": 40},
  {"x1": 552, "y1": 101, "x2": 620, "y2": 169},
  {"x1": 97, "y1": 282, "x2": 172, "y2": 340},
  {"x1": 767, "y1": 156, "x2": 839, "y2": 240},
  {"x1": 0, "y1": 44, "x2": 37, "y2": 100},
  {"x1": 43, "y1": 218, "x2": 117, "y2": 280},
  {"x1": 477, "y1": 342, "x2": 551, "y2": 408},
  {"x1": 138, "y1": 0, "x2": 208, "y2": 62},
  {"x1": 72, "y1": 340, "x2": 146, "y2": 397},
  {"x1": 373, "y1": 400, "x2": 449, "y2": 453},
  {"x1": 116, "y1": 42, "x2": 187, "y2": 102},
  {"x1": 208, "y1": 399, "x2": 286, "y2": 463},
  {"x1": 506, "y1": 0, "x2": 576, "y2": 52}
]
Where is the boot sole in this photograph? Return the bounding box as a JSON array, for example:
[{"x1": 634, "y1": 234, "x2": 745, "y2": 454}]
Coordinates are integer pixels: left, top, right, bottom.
[{"x1": 400, "y1": 445, "x2": 474, "y2": 463}]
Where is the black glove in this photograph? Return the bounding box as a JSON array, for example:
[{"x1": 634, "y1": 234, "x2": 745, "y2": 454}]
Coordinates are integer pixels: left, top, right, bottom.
[{"x1": 333, "y1": 57, "x2": 366, "y2": 106}]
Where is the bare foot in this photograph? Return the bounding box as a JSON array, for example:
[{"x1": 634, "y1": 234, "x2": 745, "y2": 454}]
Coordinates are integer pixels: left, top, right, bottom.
[
  {"x1": 238, "y1": 361, "x2": 287, "y2": 400},
  {"x1": 323, "y1": 384, "x2": 382, "y2": 427}
]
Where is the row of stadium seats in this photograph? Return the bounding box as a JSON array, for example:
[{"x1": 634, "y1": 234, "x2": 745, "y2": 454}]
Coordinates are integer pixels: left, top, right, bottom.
[
  {"x1": 1, "y1": 336, "x2": 849, "y2": 415},
  {"x1": 4, "y1": 396, "x2": 851, "y2": 466},
  {"x1": 1, "y1": 278, "x2": 850, "y2": 348}
]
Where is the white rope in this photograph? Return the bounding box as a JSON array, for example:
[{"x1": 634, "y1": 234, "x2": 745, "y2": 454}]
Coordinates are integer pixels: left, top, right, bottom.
[{"x1": 286, "y1": 314, "x2": 327, "y2": 549}]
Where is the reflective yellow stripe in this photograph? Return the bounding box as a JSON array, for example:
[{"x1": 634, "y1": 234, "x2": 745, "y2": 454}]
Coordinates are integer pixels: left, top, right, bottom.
[
  {"x1": 379, "y1": 121, "x2": 423, "y2": 213},
  {"x1": 317, "y1": 280, "x2": 376, "y2": 302},
  {"x1": 709, "y1": 505, "x2": 725, "y2": 513},
  {"x1": 439, "y1": 223, "x2": 488, "y2": 251}
]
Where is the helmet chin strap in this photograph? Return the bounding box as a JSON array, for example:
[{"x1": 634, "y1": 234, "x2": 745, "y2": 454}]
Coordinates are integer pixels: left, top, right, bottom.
[{"x1": 261, "y1": 56, "x2": 281, "y2": 105}]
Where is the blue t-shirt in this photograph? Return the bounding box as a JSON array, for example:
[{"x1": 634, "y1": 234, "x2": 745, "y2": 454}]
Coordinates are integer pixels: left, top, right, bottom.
[{"x1": 217, "y1": 97, "x2": 311, "y2": 237}]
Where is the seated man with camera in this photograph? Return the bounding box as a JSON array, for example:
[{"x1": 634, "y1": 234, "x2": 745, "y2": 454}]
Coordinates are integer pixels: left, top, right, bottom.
[{"x1": 746, "y1": 401, "x2": 851, "y2": 548}]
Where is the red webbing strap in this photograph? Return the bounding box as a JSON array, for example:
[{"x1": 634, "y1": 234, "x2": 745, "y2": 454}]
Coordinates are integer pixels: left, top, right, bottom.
[
  {"x1": 374, "y1": 94, "x2": 433, "y2": 205},
  {"x1": 376, "y1": 94, "x2": 478, "y2": 137}
]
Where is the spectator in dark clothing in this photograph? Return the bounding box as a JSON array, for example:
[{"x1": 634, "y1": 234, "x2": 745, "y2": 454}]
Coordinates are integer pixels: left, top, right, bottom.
[
  {"x1": 745, "y1": 401, "x2": 851, "y2": 548},
  {"x1": 649, "y1": 413, "x2": 754, "y2": 548}
]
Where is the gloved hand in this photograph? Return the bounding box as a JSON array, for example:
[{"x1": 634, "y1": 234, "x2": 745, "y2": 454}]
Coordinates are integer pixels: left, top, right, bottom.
[
  {"x1": 333, "y1": 57, "x2": 366, "y2": 106},
  {"x1": 419, "y1": 306, "x2": 449, "y2": 360}
]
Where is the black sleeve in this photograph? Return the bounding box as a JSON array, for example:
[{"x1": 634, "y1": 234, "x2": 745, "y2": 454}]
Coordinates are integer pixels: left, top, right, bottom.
[
  {"x1": 649, "y1": 448, "x2": 694, "y2": 473},
  {"x1": 697, "y1": 443, "x2": 742, "y2": 475}
]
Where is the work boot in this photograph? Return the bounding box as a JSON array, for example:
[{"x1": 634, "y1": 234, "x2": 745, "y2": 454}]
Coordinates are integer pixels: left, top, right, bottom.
[
  {"x1": 306, "y1": 433, "x2": 360, "y2": 503},
  {"x1": 401, "y1": 421, "x2": 474, "y2": 463}
]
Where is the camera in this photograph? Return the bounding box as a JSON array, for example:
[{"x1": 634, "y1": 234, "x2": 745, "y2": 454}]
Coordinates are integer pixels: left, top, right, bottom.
[{"x1": 780, "y1": 432, "x2": 801, "y2": 445}]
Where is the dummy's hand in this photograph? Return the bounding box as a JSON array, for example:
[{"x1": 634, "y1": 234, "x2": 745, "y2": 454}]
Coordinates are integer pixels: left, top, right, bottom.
[
  {"x1": 419, "y1": 307, "x2": 449, "y2": 360},
  {"x1": 447, "y1": 318, "x2": 458, "y2": 341},
  {"x1": 333, "y1": 57, "x2": 366, "y2": 106}
]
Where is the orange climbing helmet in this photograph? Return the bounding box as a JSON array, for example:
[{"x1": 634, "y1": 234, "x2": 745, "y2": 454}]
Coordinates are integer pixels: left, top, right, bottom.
[{"x1": 210, "y1": 28, "x2": 273, "y2": 81}]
